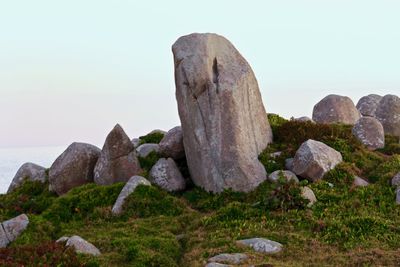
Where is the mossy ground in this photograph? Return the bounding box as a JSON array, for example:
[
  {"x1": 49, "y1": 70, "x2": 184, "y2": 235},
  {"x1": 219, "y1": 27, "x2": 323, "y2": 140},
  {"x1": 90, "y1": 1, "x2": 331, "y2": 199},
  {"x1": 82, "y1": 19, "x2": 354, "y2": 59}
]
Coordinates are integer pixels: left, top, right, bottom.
[{"x1": 1, "y1": 115, "x2": 399, "y2": 266}]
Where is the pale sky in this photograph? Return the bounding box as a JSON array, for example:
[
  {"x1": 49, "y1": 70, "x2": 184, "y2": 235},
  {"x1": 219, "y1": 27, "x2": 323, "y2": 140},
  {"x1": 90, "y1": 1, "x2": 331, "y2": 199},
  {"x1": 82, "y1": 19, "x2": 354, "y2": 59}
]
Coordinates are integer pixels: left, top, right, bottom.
[{"x1": 0, "y1": 0, "x2": 399, "y2": 148}]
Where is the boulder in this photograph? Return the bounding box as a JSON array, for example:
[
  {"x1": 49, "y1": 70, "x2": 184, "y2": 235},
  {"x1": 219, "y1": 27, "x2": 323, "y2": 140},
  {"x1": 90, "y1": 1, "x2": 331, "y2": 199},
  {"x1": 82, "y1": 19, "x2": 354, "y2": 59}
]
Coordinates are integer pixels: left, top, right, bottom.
[
  {"x1": 353, "y1": 176, "x2": 369, "y2": 187},
  {"x1": 112, "y1": 176, "x2": 151, "y2": 215},
  {"x1": 312, "y1": 94, "x2": 361, "y2": 124},
  {"x1": 208, "y1": 253, "x2": 248, "y2": 265},
  {"x1": 352, "y1": 117, "x2": 385, "y2": 150},
  {"x1": 94, "y1": 124, "x2": 142, "y2": 185},
  {"x1": 356, "y1": 94, "x2": 382, "y2": 117},
  {"x1": 301, "y1": 186, "x2": 317, "y2": 207},
  {"x1": 285, "y1": 158, "x2": 294, "y2": 171},
  {"x1": 136, "y1": 143, "x2": 160, "y2": 158},
  {"x1": 236, "y1": 238, "x2": 282, "y2": 254},
  {"x1": 159, "y1": 126, "x2": 185, "y2": 159},
  {"x1": 57, "y1": 235, "x2": 100, "y2": 256},
  {"x1": 7, "y1": 162, "x2": 47, "y2": 193},
  {"x1": 0, "y1": 214, "x2": 29, "y2": 248},
  {"x1": 391, "y1": 172, "x2": 400, "y2": 187},
  {"x1": 173, "y1": 33, "x2": 272, "y2": 193},
  {"x1": 268, "y1": 170, "x2": 299, "y2": 183},
  {"x1": 375, "y1": 94, "x2": 400, "y2": 137},
  {"x1": 49, "y1": 142, "x2": 101, "y2": 195},
  {"x1": 149, "y1": 158, "x2": 186, "y2": 192},
  {"x1": 292, "y1": 139, "x2": 343, "y2": 182}
]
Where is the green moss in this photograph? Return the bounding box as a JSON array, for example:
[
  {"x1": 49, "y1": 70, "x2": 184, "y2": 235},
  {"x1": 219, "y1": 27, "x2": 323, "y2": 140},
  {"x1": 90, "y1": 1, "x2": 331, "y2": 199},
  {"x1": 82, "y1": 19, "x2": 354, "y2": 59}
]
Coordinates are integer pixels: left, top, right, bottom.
[
  {"x1": 368, "y1": 155, "x2": 400, "y2": 184},
  {"x1": 139, "y1": 132, "x2": 164, "y2": 145},
  {"x1": 138, "y1": 151, "x2": 160, "y2": 173}
]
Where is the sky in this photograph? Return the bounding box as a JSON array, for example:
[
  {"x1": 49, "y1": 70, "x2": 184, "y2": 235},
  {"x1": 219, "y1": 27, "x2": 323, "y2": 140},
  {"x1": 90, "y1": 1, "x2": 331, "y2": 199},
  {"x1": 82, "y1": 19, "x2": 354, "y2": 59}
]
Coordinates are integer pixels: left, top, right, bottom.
[{"x1": 0, "y1": 0, "x2": 399, "y2": 148}]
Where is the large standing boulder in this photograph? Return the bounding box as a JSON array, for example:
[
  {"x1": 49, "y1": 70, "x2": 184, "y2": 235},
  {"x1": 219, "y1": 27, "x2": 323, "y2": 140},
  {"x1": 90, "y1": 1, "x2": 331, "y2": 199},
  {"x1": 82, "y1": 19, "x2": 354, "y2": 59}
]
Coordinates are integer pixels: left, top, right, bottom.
[
  {"x1": 352, "y1": 117, "x2": 385, "y2": 150},
  {"x1": 292, "y1": 139, "x2": 343, "y2": 182},
  {"x1": 0, "y1": 214, "x2": 29, "y2": 248},
  {"x1": 49, "y1": 143, "x2": 101, "y2": 195},
  {"x1": 7, "y1": 162, "x2": 47, "y2": 193},
  {"x1": 172, "y1": 33, "x2": 273, "y2": 193},
  {"x1": 356, "y1": 94, "x2": 382, "y2": 117},
  {"x1": 94, "y1": 124, "x2": 142, "y2": 185},
  {"x1": 159, "y1": 126, "x2": 185, "y2": 159},
  {"x1": 312, "y1": 94, "x2": 361, "y2": 124},
  {"x1": 149, "y1": 158, "x2": 186, "y2": 192},
  {"x1": 375, "y1": 94, "x2": 400, "y2": 137}
]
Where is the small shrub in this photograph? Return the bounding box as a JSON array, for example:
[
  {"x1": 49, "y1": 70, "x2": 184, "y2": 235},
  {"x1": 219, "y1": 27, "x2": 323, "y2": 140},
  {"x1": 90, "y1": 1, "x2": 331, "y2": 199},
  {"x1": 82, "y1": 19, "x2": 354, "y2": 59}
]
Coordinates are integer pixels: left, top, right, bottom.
[{"x1": 139, "y1": 132, "x2": 164, "y2": 145}]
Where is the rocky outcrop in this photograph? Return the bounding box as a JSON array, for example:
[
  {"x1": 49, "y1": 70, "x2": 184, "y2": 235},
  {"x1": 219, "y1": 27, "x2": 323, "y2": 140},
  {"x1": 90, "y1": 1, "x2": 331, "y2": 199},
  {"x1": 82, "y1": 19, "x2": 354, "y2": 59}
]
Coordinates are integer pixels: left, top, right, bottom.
[
  {"x1": 268, "y1": 170, "x2": 299, "y2": 183},
  {"x1": 208, "y1": 253, "x2": 248, "y2": 265},
  {"x1": 57, "y1": 235, "x2": 100, "y2": 256},
  {"x1": 94, "y1": 124, "x2": 142, "y2": 185},
  {"x1": 375, "y1": 94, "x2": 400, "y2": 137},
  {"x1": 356, "y1": 94, "x2": 382, "y2": 117},
  {"x1": 301, "y1": 186, "x2": 317, "y2": 207},
  {"x1": 112, "y1": 176, "x2": 151, "y2": 215},
  {"x1": 173, "y1": 33, "x2": 272, "y2": 193},
  {"x1": 136, "y1": 143, "x2": 160, "y2": 158},
  {"x1": 236, "y1": 238, "x2": 282, "y2": 253},
  {"x1": 159, "y1": 126, "x2": 185, "y2": 159},
  {"x1": 312, "y1": 94, "x2": 361, "y2": 124},
  {"x1": 352, "y1": 117, "x2": 385, "y2": 150},
  {"x1": 49, "y1": 142, "x2": 101, "y2": 195},
  {"x1": 7, "y1": 162, "x2": 47, "y2": 193},
  {"x1": 292, "y1": 139, "x2": 343, "y2": 182},
  {"x1": 149, "y1": 158, "x2": 186, "y2": 192},
  {"x1": 0, "y1": 214, "x2": 29, "y2": 248}
]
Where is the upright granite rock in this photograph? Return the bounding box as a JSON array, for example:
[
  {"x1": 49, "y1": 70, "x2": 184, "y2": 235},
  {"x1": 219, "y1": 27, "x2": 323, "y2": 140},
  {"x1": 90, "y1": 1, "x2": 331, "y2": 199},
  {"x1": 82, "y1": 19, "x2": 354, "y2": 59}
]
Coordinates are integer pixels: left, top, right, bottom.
[
  {"x1": 94, "y1": 124, "x2": 142, "y2": 185},
  {"x1": 352, "y1": 117, "x2": 385, "y2": 150},
  {"x1": 49, "y1": 143, "x2": 101, "y2": 195},
  {"x1": 149, "y1": 158, "x2": 186, "y2": 192},
  {"x1": 375, "y1": 94, "x2": 400, "y2": 137},
  {"x1": 172, "y1": 33, "x2": 273, "y2": 192},
  {"x1": 356, "y1": 94, "x2": 382, "y2": 117},
  {"x1": 159, "y1": 126, "x2": 185, "y2": 159},
  {"x1": 292, "y1": 139, "x2": 343, "y2": 182},
  {"x1": 7, "y1": 162, "x2": 47, "y2": 193},
  {"x1": 0, "y1": 214, "x2": 29, "y2": 248},
  {"x1": 312, "y1": 95, "x2": 361, "y2": 124}
]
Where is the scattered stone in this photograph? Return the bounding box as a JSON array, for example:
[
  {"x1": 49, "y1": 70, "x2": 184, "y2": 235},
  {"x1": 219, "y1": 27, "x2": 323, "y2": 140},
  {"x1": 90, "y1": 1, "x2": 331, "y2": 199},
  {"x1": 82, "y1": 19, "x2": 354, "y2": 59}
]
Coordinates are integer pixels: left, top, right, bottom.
[
  {"x1": 49, "y1": 142, "x2": 101, "y2": 195},
  {"x1": 292, "y1": 139, "x2": 343, "y2": 182},
  {"x1": 356, "y1": 94, "x2": 382, "y2": 117},
  {"x1": 391, "y1": 173, "x2": 400, "y2": 187},
  {"x1": 312, "y1": 94, "x2": 361, "y2": 124},
  {"x1": 353, "y1": 176, "x2": 369, "y2": 187},
  {"x1": 7, "y1": 162, "x2": 47, "y2": 193},
  {"x1": 149, "y1": 158, "x2": 186, "y2": 192},
  {"x1": 208, "y1": 253, "x2": 248, "y2": 265},
  {"x1": 173, "y1": 33, "x2": 272, "y2": 192},
  {"x1": 268, "y1": 170, "x2": 299, "y2": 183},
  {"x1": 269, "y1": 151, "x2": 282, "y2": 158},
  {"x1": 159, "y1": 126, "x2": 185, "y2": 159},
  {"x1": 205, "y1": 263, "x2": 231, "y2": 267},
  {"x1": 236, "y1": 238, "x2": 282, "y2": 254},
  {"x1": 285, "y1": 158, "x2": 294, "y2": 171},
  {"x1": 375, "y1": 94, "x2": 400, "y2": 137},
  {"x1": 94, "y1": 124, "x2": 142, "y2": 185},
  {"x1": 57, "y1": 235, "x2": 101, "y2": 256},
  {"x1": 295, "y1": 116, "x2": 314, "y2": 122},
  {"x1": 0, "y1": 214, "x2": 29, "y2": 248},
  {"x1": 111, "y1": 176, "x2": 151, "y2": 215},
  {"x1": 352, "y1": 117, "x2": 385, "y2": 150},
  {"x1": 301, "y1": 186, "x2": 317, "y2": 207},
  {"x1": 396, "y1": 188, "x2": 400, "y2": 205},
  {"x1": 136, "y1": 143, "x2": 160, "y2": 158},
  {"x1": 131, "y1": 138, "x2": 141, "y2": 148}
]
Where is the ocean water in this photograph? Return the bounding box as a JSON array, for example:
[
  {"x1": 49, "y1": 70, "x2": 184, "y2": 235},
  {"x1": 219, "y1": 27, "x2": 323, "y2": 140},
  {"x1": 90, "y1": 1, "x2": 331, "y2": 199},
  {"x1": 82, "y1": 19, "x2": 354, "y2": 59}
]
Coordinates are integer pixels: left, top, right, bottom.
[{"x1": 0, "y1": 146, "x2": 67, "y2": 194}]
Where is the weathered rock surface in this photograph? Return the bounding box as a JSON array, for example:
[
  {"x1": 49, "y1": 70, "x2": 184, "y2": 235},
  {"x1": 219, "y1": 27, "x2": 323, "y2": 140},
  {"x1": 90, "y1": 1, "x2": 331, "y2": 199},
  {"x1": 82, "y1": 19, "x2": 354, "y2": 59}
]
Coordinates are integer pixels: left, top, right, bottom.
[
  {"x1": 292, "y1": 139, "x2": 343, "y2": 182},
  {"x1": 112, "y1": 176, "x2": 151, "y2": 215},
  {"x1": 301, "y1": 186, "x2": 317, "y2": 207},
  {"x1": 7, "y1": 162, "x2": 47, "y2": 193},
  {"x1": 268, "y1": 170, "x2": 299, "y2": 183},
  {"x1": 57, "y1": 235, "x2": 101, "y2": 256},
  {"x1": 396, "y1": 188, "x2": 400, "y2": 205},
  {"x1": 49, "y1": 142, "x2": 101, "y2": 195},
  {"x1": 205, "y1": 263, "x2": 231, "y2": 267},
  {"x1": 136, "y1": 143, "x2": 160, "y2": 158},
  {"x1": 173, "y1": 33, "x2": 272, "y2": 192},
  {"x1": 159, "y1": 126, "x2": 185, "y2": 159},
  {"x1": 131, "y1": 138, "x2": 140, "y2": 148},
  {"x1": 285, "y1": 158, "x2": 294, "y2": 171},
  {"x1": 375, "y1": 94, "x2": 400, "y2": 137},
  {"x1": 352, "y1": 117, "x2": 385, "y2": 150},
  {"x1": 236, "y1": 238, "x2": 282, "y2": 253},
  {"x1": 208, "y1": 253, "x2": 248, "y2": 265},
  {"x1": 94, "y1": 124, "x2": 142, "y2": 185},
  {"x1": 392, "y1": 173, "x2": 400, "y2": 187},
  {"x1": 0, "y1": 214, "x2": 29, "y2": 248},
  {"x1": 353, "y1": 176, "x2": 369, "y2": 187},
  {"x1": 312, "y1": 94, "x2": 361, "y2": 124},
  {"x1": 149, "y1": 158, "x2": 185, "y2": 192},
  {"x1": 356, "y1": 94, "x2": 382, "y2": 117}
]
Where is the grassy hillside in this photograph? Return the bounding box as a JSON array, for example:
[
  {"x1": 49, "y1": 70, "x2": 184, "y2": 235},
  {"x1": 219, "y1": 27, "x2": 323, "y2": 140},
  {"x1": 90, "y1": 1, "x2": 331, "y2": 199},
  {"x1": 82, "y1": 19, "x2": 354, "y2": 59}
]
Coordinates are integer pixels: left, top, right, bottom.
[{"x1": 1, "y1": 116, "x2": 399, "y2": 267}]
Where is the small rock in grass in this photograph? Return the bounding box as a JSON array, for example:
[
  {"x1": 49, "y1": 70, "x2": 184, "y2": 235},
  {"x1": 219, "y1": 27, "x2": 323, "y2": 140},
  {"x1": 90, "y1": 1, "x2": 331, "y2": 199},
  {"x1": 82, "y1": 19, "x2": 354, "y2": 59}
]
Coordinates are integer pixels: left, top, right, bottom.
[
  {"x1": 57, "y1": 235, "x2": 101, "y2": 256},
  {"x1": 268, "y1": 170, "x2": 299, "y2": 183},
  {"x1": 208, "y1": 253, "x2": 248, "y2": 264},
  {"x1": 205, "y1": 263, "x2": 231, "y2": 267},
  {"x1": 396, "y1": 188, "x2": 400, "y2": 205},
  {"x1": 353, "y1": 176, "x2": 369, "y2": 187},
  {"x1": 236, "y1": 238, "x2": 282, "y2": 254},
  {"x1": 0, "y1": 214, "x2": 29, "y2": 248},
  {"x1": 391, "y1": 172, "x2": 400, "y2": 187},
  {"x1": 301, "y1": 186, "x2": 317, "y2": 207}
]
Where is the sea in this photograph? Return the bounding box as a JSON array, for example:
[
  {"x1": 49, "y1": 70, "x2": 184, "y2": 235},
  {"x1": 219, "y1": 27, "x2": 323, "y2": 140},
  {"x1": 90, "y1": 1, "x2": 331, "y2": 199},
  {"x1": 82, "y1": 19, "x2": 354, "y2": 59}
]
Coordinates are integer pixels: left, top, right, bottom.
[{"x1": 0, "y1": 146, "x2": 67, "y2": 194}]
